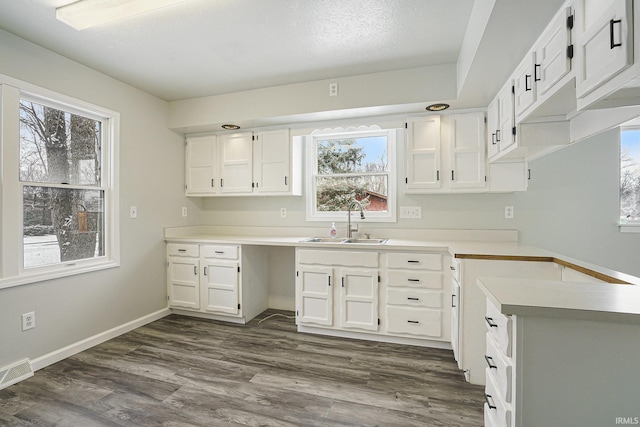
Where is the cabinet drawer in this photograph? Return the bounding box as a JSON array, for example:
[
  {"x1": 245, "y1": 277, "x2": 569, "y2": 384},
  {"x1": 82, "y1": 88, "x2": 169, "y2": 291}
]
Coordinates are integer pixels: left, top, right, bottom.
[
  {"x1": 484, "y1": 369, "x2": 512, "y2": 427},
  {"x1": 167, "y1": 243, "x2": 199, "y2": 257},
  {"x1": 386, "y1": 306, "x2": 441, "y2": 338},
  {"x1": 386, "y1": 270, "x2": 442, "y2": 289},
  {"x1": 386, "y1": 252, "x2": 442, "y2": 270},
  {"x1": 201, "y1": 245, "x2": 239, "y2": 259},
  {"x1": 387, "y1": 289, "x2": 442, "y2": 308},
  {"x1": 485, "y1": 334, "x2": 513, "y2": 403},
  {"x1": 485, "y1": 298, "x2": 513, "y2": 357},
  {"x1": 297, "y1": 249, "x2": 378, "y2": 267}
]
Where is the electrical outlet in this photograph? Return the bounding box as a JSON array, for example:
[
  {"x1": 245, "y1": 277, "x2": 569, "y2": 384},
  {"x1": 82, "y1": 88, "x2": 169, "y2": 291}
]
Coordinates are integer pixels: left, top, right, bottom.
[
  {"x1": 504, "y1": 206, "x2": 514, "y2": 219},
  {"x1": 129, "y1": 206, "x2": 137, "y2": 219},
  {"x1": 329, "y1": 82, "x2": 338, "y2": 96},
  {"x1": 400, "y1": 206, "x2": 422, "y2": 219},
  {"x1": 22, "y1": 312, "x2": 35, "y2": 331},
  {"x1": 280, "y1": 208, "x2": 286, "y2": 218},
  {"x1": 181, "y1": 206, "x2": 188, "y2": 217}
]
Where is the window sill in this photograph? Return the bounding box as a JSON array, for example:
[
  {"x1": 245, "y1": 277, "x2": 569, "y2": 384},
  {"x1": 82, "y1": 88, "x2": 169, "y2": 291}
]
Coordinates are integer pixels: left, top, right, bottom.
[
  {"x1": 619, "y1": 223, "x2": 640, "y2": 233},
  {"x1": 0, "y1": 260, "x2": 119, "y2": 290}
]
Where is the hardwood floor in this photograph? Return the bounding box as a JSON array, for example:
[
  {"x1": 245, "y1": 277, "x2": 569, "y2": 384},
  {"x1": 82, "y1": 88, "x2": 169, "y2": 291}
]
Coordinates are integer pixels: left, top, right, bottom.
[{"x1": 0, "y1": 310, "x2": 484, "y2": 426}]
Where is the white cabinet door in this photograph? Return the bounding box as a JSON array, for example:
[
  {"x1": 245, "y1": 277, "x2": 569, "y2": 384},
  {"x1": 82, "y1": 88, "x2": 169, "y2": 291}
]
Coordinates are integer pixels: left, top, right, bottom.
[
  {"x1": 405, "y1": 116, "x2": 441, "y2": 190},
  {"x1": 219, "y1": 132, "x2": 253, "y2": 193},
  {"x1": 448, "y1": 112, "x2": 486, "y2": 189},
  {"x1": 535, "y1": 6, "x2": 572, "y2": 97},
  {"x1": 168, "y1": 257, "x2": 200, "y2": 309},
  {"x1": 185, "y1": 135, "x2": 216, "y2": 195},
  {"x1": 497, "y1": 81, "x2": 515, "y2": 153},
  {"x1": 202, "y1": 259, "x2": 239, "y2": 315},
  {"x1": 576, "y1": 0, "x2": 633, "y2": 98},
  {"x1": 253, "y1": 129, "x2": 290, "y2": 193},
  {"x1": 487, "y1": 97, "x2": 500, "y2": 159},
  {"x1": 340, "y1": 268, "x2": 379, "y2": 332},
  {"x1": 451, "y1": 278, "x2": 461, "y2": 363},
  {"x1": 513, "y1": 53, "x2": 536, "y2": 117},
  {"x1": 297, "y1": 266, "x2": 334, "y2": 326}
]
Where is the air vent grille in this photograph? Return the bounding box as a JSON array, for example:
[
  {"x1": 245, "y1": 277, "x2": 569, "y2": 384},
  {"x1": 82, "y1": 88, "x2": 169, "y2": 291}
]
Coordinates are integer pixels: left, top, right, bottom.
[{"x1": 0, "y1": 359, "x2": 33, "y2": 390}]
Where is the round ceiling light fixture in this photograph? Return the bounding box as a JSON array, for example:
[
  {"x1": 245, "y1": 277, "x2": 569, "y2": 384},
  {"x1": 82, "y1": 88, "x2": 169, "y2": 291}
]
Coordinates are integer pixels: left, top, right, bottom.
[
  {"x1": 221, "y1": 124, "x2": 241, "y2": 130},
  {"x1": 425, "y1": 103, "x2": 450, "y2": 112}
]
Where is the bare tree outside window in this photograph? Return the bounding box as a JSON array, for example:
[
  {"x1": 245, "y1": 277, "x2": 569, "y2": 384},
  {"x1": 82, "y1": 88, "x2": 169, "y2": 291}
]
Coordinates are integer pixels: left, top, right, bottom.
[
  {"x1": 315, "y1": 135, "x2": 389, "y2": 212},
  {"x1": 20, "y1": 99, "x2": 104, "y2": 268},
  {"x1": 620, "y1": 128, "x2": 640, "y2": 224}
]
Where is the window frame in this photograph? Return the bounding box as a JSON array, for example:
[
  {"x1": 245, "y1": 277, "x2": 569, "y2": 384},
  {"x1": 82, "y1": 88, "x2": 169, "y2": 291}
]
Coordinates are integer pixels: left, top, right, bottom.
[
  {"x1": 1, "y1": 76, "x2": 120, "y2": 289},
  {"x1": 619, "y1": 125, "x2": 640, "y2": 233},
  {"x1": 305, "y1": 126, "x2": 397, "y2": 223}
]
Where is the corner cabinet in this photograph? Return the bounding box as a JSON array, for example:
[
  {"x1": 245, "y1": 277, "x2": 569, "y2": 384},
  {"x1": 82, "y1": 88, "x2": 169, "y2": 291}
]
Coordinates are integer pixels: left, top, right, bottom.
[
  {"x1": 185, "y1": 128, "x2": 302, "y2": 197},
  {"x1": 406, "y1": 112, "x2": 527, "y2": 193},
  {"x1": 295, "y1": 247, "x2": 451, "y2": 347},
  {"x1": 166, "y1": 242, "x2": 268, "y2": 323}
]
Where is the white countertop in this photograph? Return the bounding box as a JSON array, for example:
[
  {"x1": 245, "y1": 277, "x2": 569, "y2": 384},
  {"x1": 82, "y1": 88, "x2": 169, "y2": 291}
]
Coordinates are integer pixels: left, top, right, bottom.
[{"x1": 477, "y1": 277, "x2": 640, "y2": 324}]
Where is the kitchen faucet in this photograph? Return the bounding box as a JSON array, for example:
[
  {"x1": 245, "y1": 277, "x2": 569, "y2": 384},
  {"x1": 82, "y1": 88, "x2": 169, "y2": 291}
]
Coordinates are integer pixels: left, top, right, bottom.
[{"x1": 347, "y1": 200, "x2": 365, "y2": 238}]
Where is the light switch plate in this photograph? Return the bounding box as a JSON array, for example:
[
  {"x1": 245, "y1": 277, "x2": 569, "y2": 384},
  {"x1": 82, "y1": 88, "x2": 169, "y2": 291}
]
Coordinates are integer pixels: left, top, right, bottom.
[{"x1": 400, "y1": 206, "x2": 422, "y2": 219}]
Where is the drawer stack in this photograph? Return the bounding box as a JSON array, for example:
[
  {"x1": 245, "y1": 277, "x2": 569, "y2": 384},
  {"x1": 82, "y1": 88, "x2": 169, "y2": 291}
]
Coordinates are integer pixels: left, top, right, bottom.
[
  {"x1": 483, "y1": 298, "x2": 515, "y2": 427},
  {"x1": 384, "y1": 252, "x2": 446, "y2": 339}
]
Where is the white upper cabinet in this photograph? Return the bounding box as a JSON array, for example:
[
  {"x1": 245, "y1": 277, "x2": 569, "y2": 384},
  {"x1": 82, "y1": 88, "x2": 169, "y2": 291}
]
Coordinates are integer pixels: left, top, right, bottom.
[
  {"x1": 405, "y1": 115, "x2": 442, "y2": 191},
  {"x1": 185, "y1": 128, "x2": 301, "y2": 197},
  {"x1": 185, "y1": 135, "x2": 217, "y2": 195},
  {"x1": 448, "y1": 112, "x2": 486, "y2": 189},
  {"x1": 576, "y1": 0, "x2": 633, "y2": 99},
  {"x1": 497, "y1": 82, "x2": 516, "y2": 154},
  {"x1": 536, "y1": 6, "x2": 573, "y2": 98},
  {"x1": 487, "y1": 97, "x2": 500, "y2": 159},
  {"x1": 405, "y1": 113, "x2": 488, "y2": 193},
  {"x1": 219, "y1": 131, "x2": 254, "y2": 194},
  {"x1": 253, "y1": 128, "x2": 291, "y2": 194},
  {"x1": 513, "y1": 52, "x2": 537, "y2": 118}
]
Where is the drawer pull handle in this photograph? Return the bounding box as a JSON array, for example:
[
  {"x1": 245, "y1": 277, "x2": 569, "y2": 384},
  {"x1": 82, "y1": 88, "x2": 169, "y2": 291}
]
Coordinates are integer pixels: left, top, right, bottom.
[
  {"x1": 449, "y1": 266, "x2": 455, "y2": 271},
  {"x1": 193, "y1": 266, "x2": 197, "y2": 275},
  {"x1": 407, "y1": 297, "x2": 420, "y2": 301},
  {"x1": 204, "y1": 267, "x2": 207, "y2": 276},
  {"x1": 215, "y1": 251, "x2": 225, "y2": 254},
  {"x1": 484, "y1": 355, "x2": 497, "y2": 369},
  {"x1": 484, "y1": 393, "x2": 497, "y2": 410},
  {"x1": 485, "y1": 316, "x2": 498, "y2": 328},
  {"x1": 610, "y1": 19, "x2": 622, "y2": 49},
  {"x1": 451, "y1": 295, "x2": 456, "y2": 308},
  {"x1": 178, "y1": 249, "x2": 186, "y2": 252},
  {"x1": 407, "y1": 260, "x2": 420, "y2": 264},
  {"x1": 407, "y1": 279, "x2": 420, "y2": 282},
  {"x1": 407, "y1": 320, "x2": 420, "y2": 324}
]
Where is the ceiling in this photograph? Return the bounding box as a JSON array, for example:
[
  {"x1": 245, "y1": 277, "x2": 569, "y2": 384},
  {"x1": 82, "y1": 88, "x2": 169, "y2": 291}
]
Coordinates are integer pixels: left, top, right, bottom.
[{"x1": 0, "y1": 0, "x2": 560, "y2": 107}]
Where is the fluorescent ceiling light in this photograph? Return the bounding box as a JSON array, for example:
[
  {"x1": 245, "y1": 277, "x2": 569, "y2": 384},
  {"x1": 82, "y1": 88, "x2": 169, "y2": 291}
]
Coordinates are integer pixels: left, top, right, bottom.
[{"x1": 56, "y1": 0, "x2": 189, "y2": 30}]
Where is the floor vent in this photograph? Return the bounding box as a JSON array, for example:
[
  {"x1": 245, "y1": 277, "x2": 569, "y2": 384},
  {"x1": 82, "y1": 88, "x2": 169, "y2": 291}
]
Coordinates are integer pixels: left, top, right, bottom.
[{"x1": 0, "y1": 359, "x2": 34, "y2": 390}]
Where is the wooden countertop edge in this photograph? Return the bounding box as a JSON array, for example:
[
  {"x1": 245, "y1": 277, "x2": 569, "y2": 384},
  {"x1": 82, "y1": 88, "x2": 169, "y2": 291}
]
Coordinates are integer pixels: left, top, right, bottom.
[{"x1": 455, "y1": 254, "x2": 631, "y2": 284}]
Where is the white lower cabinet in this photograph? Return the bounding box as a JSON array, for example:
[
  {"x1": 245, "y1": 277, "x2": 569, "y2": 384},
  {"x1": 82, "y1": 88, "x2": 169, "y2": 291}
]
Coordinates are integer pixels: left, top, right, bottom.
[
  {"x1": 297, "y1": 265, "x2": 334, "y2": 326},
  {"x1": 296, "y1": 248, "x2": 450, "y2": 346},
  {"x1": 166, "y1": 242, "x2": 268, "y2": 323},
  {"x1": 296, "y1": 249, "x2": 379, "y2": 333},
  {"x1": 483, "y1": 298, "x2": 515, "y2": 427}
]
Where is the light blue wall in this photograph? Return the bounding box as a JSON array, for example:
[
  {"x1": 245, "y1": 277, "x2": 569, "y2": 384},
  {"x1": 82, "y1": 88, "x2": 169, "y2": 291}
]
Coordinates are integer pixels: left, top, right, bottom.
[{"x1": 515, "y1": 128, "x2": 639, "y2": 277}]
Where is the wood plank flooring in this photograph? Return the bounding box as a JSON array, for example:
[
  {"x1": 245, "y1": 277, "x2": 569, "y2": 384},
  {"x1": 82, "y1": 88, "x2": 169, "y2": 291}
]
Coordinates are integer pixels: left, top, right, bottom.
[{"x1": 0, "y1": 310, "x2": 485, "y2": 426}]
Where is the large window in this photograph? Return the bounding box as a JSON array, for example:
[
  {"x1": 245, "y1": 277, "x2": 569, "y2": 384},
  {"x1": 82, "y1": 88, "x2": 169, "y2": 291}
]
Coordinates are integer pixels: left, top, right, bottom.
[
  {"x1": 620, "y1": 126, "x2": 640, "y2": 230},
  {"x1": 306, "y1": 127, "x2": 396, "y2": 222},
  {"x1": 1, "y1": 79, "x2": 119, "y2": 287}
]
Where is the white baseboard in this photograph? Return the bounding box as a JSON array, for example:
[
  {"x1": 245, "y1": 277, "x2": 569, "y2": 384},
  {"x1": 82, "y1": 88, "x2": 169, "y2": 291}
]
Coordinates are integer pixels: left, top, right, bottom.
[{"x1": 30, "y1": 308, "x2": 171, "y2": 372}]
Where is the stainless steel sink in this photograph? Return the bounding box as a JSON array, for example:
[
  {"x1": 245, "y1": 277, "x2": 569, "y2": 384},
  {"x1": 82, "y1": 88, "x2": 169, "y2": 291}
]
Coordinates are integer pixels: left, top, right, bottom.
[
  {"x1": 300, "y1": 237, "x2": 344, "y2": 243},
  {"x1": 299, "y1": 237, "x2": 388, "y2": 245},
  {"x1": 342, "y1": 238, "x2": 388, "y2": 244}
]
